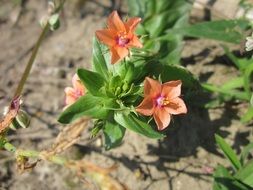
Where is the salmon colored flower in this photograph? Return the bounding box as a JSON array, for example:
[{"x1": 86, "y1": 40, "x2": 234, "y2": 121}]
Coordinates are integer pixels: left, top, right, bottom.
[
  {"x1": 64, "y1": 74, "x2": 85, "y2": 107},
  {"x1": 95, "y1": 11, "x2": 143, "y2": 64},
  {"x1": 136, "y1": 77, "x2": 187, "y2": 130}
]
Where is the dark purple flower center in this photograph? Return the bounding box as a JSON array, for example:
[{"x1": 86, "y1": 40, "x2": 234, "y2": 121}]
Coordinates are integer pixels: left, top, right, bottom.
[
  {"x1": 116, "y1": 33, "x2": 130, "y2": 47},
  {"x1": 156, "y1": 95, "x2": 170, "y2": 107}
]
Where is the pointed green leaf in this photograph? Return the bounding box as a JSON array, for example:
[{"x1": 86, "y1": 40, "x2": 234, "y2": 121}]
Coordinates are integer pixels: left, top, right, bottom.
[
  {"x1": 213, "y1": 165, "x2": 250, "y2": 190},
  {"x1": 221, "y1": 77, "x2": 244, "y2": 90},
  {"x1": 235, "y1": 160, "x2": 253, "y2": 188},
  {"x1": 241, "y1": 107, "x2": 253, "y2": 123},
  {"x1": 215, "y1": 134, "x2": 242, "y2": 171},
  {"x1": 58, "y1": 94, "x2": 117, "y2": 124},
  {"x1": 213, "y1": 165, "x2": 233, "y2": 190},
  {"x1": 103, "y1": 121, "x2": 125, "y2": 150},
  {"x1": 161, "y1": 65, "x2": 199, "y2": 88},
  {"x1": 250, "y1": 94, "x2": 253, "y2": 106},
  {"x1": 92, "y1": 37, "x2": 109, "y2": 79},
  {"x1": 240, "y1": 142, "x2": 253, "y2": 165},
  {"x1": 114, "y1": 113, "x2": 165, "y2": 139},
  {"x1": 159, "y1": 20, "x2": 249, "y2": 44},
  {"x1": 77, "y1": 68, "x2": 105, "y2": 96},
  {"x1": 202, "y1": 83, "x2": 249, "y2": 101},
  {"x1": 244, "y1": 63, "x2": 253, "y2": 99}
]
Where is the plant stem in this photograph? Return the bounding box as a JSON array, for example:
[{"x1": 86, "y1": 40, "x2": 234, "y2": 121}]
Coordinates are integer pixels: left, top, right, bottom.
[
  {"x1": 14, "y1": 23, "x2": 50, "y2": 98},
  {"x1": 3, "y1": 141, "x2": 67, "y2": 166}
]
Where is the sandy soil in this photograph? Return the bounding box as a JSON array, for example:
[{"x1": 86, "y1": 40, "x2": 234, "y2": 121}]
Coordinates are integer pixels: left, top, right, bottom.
[{"x1": 0, "y1": 1, "x2": 251, "y2": 190}]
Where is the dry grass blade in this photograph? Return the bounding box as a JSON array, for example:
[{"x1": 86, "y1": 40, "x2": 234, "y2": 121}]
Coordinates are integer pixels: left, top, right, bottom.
[{"x1": 41, "y1": 117, "x2": 90, "y2": 158}]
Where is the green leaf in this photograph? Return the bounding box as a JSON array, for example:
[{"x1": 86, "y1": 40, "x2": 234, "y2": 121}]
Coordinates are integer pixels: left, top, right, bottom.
[
  {"x1": 144, "y1": 5, "x2": 190, "y2": 38},
  {"x1": 103, "y1": 121, "x2": 126, "y2": 150},
  {"x1": 114, "y1": 113, "x2": 165, "y2": 139},
  {"x1": 221, "y1": 77, "x2": 244, "y2": 90},
  {"x1": 213, "y1": 165, "x2": 233, "y2": 190},
  {"x1": 215, "y1": 134, "x2": 242, "y2": 171},
  {"x1": 240, "y1": 142, "x2": 253, "y2": 165},
  {"x1": 213, "y1": 165, "x2": 250, "y2": 190},
  {"x1": 58, "y1": 94, "x2": 117, "y2": 124},
  {"x1": 77, "y1": 68, "x2": 105, "y2": 96},
  {"x1": 161, "y1": 65, "x2": 199, "y2": 88},
  {"x1": 223, "y1": 46, "x2": 243, "y2": 70},
  {"x1": 235, "y1": 160, "x2": 253, "y2": 188},
  {"x1": 250, "y1": 94, "x2": 253, "y2": 106},
  {"x1": 202, "y1": 83, "x2": 249, "y2": 101},
  {"x1": 127, "y1": 0, "x2": 146, "y2": 17},
  {"x1": 243, "y1": 63, "x2": 253, "y2": 99},
  {"x1": 92, "y1": 37, "x2": 109, "y2": 79},
  {"x1": 241, "y1": 107, "x2": 253, "y2": 123},
  {"x1": 160, "y1": 20, "x2": 249, "y2": 44}
]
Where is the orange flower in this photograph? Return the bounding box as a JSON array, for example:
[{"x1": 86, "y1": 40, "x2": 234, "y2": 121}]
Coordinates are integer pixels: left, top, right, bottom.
[
  {"x1": 95, "y1": 11, "x2": 143, "y2": 64},
  {"x1": 136, "y1": 77, "x2": 187, "y2": 130},
  {"x1": 64, "y1": 74, "x2": 85, "y2": 107}
]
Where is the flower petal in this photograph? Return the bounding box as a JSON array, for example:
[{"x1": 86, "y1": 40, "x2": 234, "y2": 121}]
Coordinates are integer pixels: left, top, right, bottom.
[
  {"x1": 95, "y1": 29, "x2": 117, "y2": 47},
  {"x1": 136, "y1": 97, "x2": 154, "y2": 116},
  {"x1": 127, "y1": 35, "x2": 143, "y2": 48},
  {"x1": 110, "y1": 47, "x2": 121, "y2": 64},
  {"x1": 110, "y1": 46, "x2": 129, "y2": 64},
  {"x1": 64, "y1": 87, "x2": 77, "y2": 105},
  {"x1": 144, "y1": 77, "x2": 161, "y2": 97},
  {"x1": 164, "y1": 97, "x2": 187, "y2": 115},
  {"x1": 153, "y1": 108, "x2": 171, "y2": 130},
  {"x1": 72, "y1": 74, "x2": 85, "y2": 96},
  {"x1": 116, "y1": 46, "x2": 129, "y2": 59},
  {"x1": 161, "y1": 80, "x2": 182, "y2": 99},
  {"x1": 107, "y1": 11, "x2": 125, "y2": 32},
  {"x1": 125, "y1": 17, "x2": 141, "y2": 32}
]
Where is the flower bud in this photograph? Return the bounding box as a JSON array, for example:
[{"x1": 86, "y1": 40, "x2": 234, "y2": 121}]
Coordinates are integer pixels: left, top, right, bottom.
[
  {"x1": 9, "y1": 110, "x2": 30, "y2": 130},
  {"x1": 122, "y1": 83, "x2": 129, "y2": 92},
  {"x1": 49, "y1": 14, "x2": 60, "y2": 31},
  {"x1": 115, "y1": 87, "x2": 122, "y2": 96}
]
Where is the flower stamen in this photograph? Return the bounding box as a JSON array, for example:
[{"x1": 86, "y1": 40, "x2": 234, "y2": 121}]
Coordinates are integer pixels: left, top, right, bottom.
[{"x1": 156, "y1": 96, "x2": 170, "y2": 107}]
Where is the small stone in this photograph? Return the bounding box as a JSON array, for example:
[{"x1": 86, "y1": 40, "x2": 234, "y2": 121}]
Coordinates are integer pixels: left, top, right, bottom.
[{"x1": 57, "y1": 69, "x2": 66, "y2": 79}]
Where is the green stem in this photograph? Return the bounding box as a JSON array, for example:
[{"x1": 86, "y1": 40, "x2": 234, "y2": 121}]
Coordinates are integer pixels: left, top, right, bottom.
[
  {"x1": 13, "y1": 0, "x2": 67, "y2": 98},
  {"x1": 3, "y1": 141, "x2": 67, "y2": 166},
  {"x1": 14, "y1": 23, "x2": 50, "y2": 98},
  {"x1": 4, "y1": 142, "x2": 16, "y2": 152}
]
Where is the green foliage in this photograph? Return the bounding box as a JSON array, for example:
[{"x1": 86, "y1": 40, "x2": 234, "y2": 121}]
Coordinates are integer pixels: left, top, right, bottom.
[
  {"x1": 77, "y1": 68, "x2": 105, "y2": 96},
  {"x1": 240, "y1": 142, "x2": 253, "y2": 166},
  {"x1": 58, "y1": 0, "x2": 251, "y2": 151},
  {"x1": 161, "y1": 65, "x2": 199, "y2": 88},
  {"x1": 92, "y1": 37, "x2": 109, "y2": 79},
  {"x1": 202, "y1": 46, "x2": 253, "y2": 122},
  {"x1": 127, "y1": 0, "x2": 191, "y2": 65},
  {"x1": 235, "y1": 160, "x2": 253, "y2": 187},
  {"x1": 103, "y1": 121, "x2": 126, "y2": 150},
  {"x1": 114, "y1": 113, "x2": 165, "y2": 139},
  {"x1": 215, "y1": 134, "x2": 242, "y2": 171},
  {"x1": 159, "y1": 19, "x2": 249, "y2": 44},
  {"x1": 213, "y1": 165, "x2": 250, "y2": 190},
  {"x1": 58, "y1": 94, "x2": 117, "y2": 124},
  {"x1": 213, "y1": 135, "x2": 253, "y2": 190}
]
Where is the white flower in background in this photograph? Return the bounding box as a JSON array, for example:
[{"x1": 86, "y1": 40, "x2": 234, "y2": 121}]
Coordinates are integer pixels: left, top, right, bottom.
[{"x1": 245, "y1": 33, "x2": 253, "y2": 51}]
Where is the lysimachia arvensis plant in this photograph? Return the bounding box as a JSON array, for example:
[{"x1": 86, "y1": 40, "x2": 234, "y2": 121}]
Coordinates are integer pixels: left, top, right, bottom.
[{"x1": 58, "y1": 11, "x2": 187, "y2": 150}]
